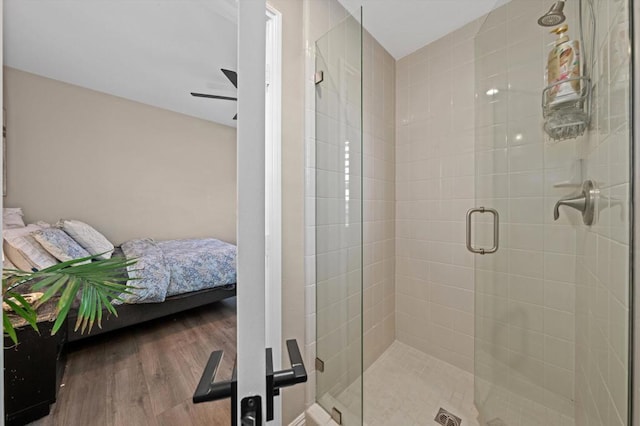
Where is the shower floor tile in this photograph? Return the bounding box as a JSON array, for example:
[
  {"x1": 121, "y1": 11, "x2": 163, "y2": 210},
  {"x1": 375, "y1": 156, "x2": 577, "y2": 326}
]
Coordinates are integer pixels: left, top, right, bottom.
[
  {"x1": 359, "y1": 341, "x2": 479, "y2": 426},
  {"x1": 309, "y1": 340, "x2": 574, "y2": 426}
]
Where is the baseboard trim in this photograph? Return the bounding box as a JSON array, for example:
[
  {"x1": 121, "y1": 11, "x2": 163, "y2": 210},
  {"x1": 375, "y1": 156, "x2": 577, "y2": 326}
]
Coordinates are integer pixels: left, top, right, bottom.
[{"x1": 289, "y1": 412, "x2": 305, "y2": 426}]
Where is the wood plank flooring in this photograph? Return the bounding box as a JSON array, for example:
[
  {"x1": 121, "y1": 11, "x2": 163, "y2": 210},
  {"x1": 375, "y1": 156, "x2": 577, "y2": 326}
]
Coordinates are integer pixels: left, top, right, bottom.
[{"x1": 30, "y1": 298, "x2": 236, "y2": 426}]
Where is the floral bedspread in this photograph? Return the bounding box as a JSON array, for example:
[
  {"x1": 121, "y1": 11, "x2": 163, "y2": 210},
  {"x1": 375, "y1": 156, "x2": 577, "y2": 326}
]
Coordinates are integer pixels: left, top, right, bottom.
[{"x1": 118, "y1": 238, "x2": 236, "y2": 304}]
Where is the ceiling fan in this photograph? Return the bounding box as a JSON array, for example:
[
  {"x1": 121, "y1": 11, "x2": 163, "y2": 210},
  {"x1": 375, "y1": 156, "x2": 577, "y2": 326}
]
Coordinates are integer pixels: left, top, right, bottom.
[{"x1": 191, "y1": 68, "x2": 238, "y2": 120}]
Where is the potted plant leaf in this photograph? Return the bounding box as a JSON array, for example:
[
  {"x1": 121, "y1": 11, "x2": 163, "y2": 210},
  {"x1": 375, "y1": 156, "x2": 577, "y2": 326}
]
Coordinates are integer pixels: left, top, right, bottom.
[
  {"x1": 3, "y1": 254, "x2": 136, "y2": 344},
  {"x1": 2, "y1": 254, "x2": 136, "y2": 425}
]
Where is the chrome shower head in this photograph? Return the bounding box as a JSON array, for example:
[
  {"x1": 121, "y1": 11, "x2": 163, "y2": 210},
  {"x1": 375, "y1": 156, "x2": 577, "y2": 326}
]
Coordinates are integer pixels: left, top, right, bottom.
[{"x1": 538, "y1": 1, "x2": 566, "y2": 27}]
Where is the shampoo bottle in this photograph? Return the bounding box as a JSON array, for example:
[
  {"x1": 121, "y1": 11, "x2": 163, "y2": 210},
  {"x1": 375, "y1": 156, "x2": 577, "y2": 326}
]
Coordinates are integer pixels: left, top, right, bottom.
[{"x1": 546, "y1": 25, "x2": 582, "y2": 106}]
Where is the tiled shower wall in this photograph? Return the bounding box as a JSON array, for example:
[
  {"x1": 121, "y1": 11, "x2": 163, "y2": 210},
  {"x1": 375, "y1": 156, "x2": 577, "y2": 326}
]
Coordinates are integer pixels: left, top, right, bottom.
[
  {"x1": 395, "y1": 19, "x2": 479, "y2": 374},
  {"x1": 574, "y1": 0, "x2": 631, "y2": 424},
  {"x1": 473, "y1": 0, "x2": 581, "y2": 420},
  {"x1": 361, "y1": 30, "x2": 396, "y2": 370},
  {"x1": 303, "y1": 0, "x2": 396, "y2": 408},
  {"x1": 396, "y1": 0, "x2": 616, "y2": 421}
]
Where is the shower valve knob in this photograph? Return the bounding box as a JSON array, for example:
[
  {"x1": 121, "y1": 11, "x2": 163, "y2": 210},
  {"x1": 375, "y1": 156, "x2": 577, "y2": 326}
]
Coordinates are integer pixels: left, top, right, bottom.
[
  {"x1": 553, "y1": 194, "x2": 587, "y2": 219},
  {"x1": 553, "y1": 180, "x2": 597, "y2": 225}
]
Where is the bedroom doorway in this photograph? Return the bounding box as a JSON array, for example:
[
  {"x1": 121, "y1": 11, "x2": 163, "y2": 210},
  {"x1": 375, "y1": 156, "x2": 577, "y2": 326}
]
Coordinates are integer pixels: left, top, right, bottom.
[{"x1": 0, "y1": 1, "x2": 290, "y2": 425}]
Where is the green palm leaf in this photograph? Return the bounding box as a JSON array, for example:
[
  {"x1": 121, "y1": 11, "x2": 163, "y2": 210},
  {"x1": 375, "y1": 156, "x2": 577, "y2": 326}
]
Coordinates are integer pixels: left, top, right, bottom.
[
  {"x1": 3, "y1": 255, "x2": 138, "y2": 343},
  {"x1": 3, "y1": 312, "x2": 17, "y2": 345}
]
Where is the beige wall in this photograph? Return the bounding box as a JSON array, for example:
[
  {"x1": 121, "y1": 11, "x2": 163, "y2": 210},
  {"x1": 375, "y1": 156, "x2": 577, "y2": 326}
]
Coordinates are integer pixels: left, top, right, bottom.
[
  {"x1": 395, "y1": 18, "x2": 478, "y2": 374},
  {"x1": 267, "y1": 0, "x2": 306, "y2": 424},
  {"x1": 3, "y1": 67, "x2": 236, "y2": 245}
]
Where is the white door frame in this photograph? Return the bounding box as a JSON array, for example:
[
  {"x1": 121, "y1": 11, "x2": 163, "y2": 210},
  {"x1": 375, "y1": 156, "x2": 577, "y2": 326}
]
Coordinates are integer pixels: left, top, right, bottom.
[
  {"x1": 236, "y1": 0, "x2": 267, "y2": 423},
  {"x1": 265, "y1": 3, "x2": 283, "y2": 424}
]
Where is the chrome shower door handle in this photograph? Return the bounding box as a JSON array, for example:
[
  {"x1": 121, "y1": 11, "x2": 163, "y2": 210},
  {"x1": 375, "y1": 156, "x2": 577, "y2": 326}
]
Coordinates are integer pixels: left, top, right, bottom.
[{"x1": 466, "y1": 207, "x2": 499, "y2": 255}]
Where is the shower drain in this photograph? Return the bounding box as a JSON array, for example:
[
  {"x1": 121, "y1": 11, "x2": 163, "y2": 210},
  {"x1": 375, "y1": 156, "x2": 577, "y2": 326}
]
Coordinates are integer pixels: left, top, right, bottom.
[{"x1": 434, "y1": 407, "x2": 462, "y2": 426}]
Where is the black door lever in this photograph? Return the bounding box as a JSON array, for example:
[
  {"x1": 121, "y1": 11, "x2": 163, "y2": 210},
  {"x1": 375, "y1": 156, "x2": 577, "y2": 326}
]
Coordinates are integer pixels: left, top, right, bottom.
[
  {"x1": 192, "y1": 350, "x2": 235, "y2": 403},
  {"x1": 193, "y1": 339, "x2": 307, "y2": 425}
]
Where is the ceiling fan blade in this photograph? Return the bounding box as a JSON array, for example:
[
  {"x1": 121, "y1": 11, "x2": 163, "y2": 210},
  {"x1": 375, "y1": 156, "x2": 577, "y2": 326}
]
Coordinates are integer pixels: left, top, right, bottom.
[
  {"x1": 190, "y1": 92, "x2": 237, "y2": 101},
  {"x1": 221, "y1": 68, "x2": 238, "y2": 88},
  {"x1": 233, "y1": 114, "x2": 237, "y2": 120}
]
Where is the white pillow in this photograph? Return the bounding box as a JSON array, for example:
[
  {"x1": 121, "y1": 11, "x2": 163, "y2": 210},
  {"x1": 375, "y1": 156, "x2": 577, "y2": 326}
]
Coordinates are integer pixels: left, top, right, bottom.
[
  {"x1": 3, "y1": 255, "x2": 16, "y2": 270},
  {"x1": 3, "y1": 241, "x2": 33, "y2": 271},
  {"x1": 3, "y1": 224, "x2": 59, "y2": 270},
  {"x1": 3, "y1": 208, "x2": 26, "y2": 229},
  {"x1": 57, "y1": 220, "x2": 114, "y2": 259}
]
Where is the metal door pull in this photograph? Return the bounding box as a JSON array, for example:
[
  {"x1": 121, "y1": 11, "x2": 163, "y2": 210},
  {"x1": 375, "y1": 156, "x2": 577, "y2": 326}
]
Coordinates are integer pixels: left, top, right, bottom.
[{"x1": 466, "y1": 207, "x2": 499, "y2": 255}]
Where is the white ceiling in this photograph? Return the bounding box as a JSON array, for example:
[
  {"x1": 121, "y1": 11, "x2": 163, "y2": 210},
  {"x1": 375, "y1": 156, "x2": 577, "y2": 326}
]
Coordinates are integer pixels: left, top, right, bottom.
[
  {"x1": 4, "y1": 0, "x2": 240, "y2": 128},
  {"x1": 338, "y1": 0, "x2": 510, "y2": 59},
  {"x1": 4, "y1": 0, "x2": 508, "y2": 128}
]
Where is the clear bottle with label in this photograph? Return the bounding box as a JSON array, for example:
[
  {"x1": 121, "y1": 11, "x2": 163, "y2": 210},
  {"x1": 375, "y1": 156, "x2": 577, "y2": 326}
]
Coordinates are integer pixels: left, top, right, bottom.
[{"x1": 546, "y1": 25, "x2": 582, "y2": 106}]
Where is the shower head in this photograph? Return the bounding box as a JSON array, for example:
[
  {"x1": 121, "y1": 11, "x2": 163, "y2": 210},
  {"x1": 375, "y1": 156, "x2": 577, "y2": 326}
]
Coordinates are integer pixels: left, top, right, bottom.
[{"x1": 538, "y1": 0, "x2": 566, "y2": 27}]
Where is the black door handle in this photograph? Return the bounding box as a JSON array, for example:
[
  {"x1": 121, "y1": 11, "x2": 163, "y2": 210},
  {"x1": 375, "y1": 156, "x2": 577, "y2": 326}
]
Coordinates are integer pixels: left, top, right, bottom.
[
  {"x1": 193, "y1": 350, "x2": 235, "y2": 403},
  {"x1": 193, "y1": 339, "x2": 307, "y2": 425},
  {"x1": 274, "y1": 339, "x2": 307, "y2": 388}
]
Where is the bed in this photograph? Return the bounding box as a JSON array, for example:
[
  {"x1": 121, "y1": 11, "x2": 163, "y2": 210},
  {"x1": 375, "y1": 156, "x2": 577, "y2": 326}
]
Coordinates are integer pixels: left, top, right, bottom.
[
  {"x1": 66, "y1": 237, "x2": 237, "y2": 342},
  {"x1": 2, "y1": 211, "x2": 237, "y2": 342},
  {"x1": 66, "y1": 285, "x2": 236, "y2": 342}
]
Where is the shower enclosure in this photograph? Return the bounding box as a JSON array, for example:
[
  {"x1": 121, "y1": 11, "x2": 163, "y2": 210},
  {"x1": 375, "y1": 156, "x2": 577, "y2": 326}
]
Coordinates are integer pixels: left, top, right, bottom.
[
  {"x1": 312, "y1": 0, "x2": 633, "y2": 424},
  {"x1": 472, "y1": 0, "x2": 631, "y2": 424},
  {"x1": 314, "y1": 8, "x2": 363, "y2": 426}
]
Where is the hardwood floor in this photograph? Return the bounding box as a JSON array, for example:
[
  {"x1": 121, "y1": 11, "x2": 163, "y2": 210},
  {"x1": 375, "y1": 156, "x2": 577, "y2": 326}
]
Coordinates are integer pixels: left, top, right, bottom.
[{"x1": 30, "y1": 298, "x2": 237, "y2": 426}]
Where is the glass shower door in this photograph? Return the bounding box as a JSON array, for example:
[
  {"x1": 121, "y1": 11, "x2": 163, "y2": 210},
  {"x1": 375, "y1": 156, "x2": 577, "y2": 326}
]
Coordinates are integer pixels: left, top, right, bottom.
[
  {"x1": 472, "y1": 1, "x2": 631, "y2": 425},
  {"x1": 314, "y1": 8, "x2": 363, "y2": 426}
]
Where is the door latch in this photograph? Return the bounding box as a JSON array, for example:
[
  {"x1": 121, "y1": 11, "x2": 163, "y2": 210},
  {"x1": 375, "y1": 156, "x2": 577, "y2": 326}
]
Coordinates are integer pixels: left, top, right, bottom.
[{"x1": 241, "y1": 396, "x2": 261, "y2": 426}]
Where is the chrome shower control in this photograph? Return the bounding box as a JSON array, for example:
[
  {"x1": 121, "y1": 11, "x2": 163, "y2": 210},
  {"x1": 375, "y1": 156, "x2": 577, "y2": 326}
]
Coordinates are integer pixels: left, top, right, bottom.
[{"x1": 553, "y1": 179, "x2": 598, "y2": 225}]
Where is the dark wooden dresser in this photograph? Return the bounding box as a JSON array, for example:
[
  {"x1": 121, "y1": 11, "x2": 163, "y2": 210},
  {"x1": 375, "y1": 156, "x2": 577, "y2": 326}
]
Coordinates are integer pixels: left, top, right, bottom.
[{"x1": 3, "y1": 302, "x2": 67, "y2": 425}]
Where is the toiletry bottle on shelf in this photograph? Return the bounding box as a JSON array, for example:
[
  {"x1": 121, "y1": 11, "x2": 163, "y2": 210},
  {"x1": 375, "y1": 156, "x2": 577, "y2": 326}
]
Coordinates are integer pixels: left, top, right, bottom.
[{"x1": 546, "y1": 24, "x2": 582, "y2": 106}]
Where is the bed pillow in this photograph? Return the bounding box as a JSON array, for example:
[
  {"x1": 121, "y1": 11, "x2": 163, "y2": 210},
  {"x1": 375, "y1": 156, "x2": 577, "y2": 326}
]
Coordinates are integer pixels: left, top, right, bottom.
[
  {"x1": 3, "y1": 256, "x2": 16, "y2": 270},
  {"x1": 3, "y1": 208, "x2": 26, "y2": 229},
  {"x1": 3, "y1": 225, "x2": 59, "y2": 270},
  {"x1": 33, "y1": 228, "x2": 91, "y2": 264},
  {"x1": 3, "y1": 241, "x2": 33, "y2": 271},
  {"x1": 57, "y1": 219, "x2": 114, "y2": 260}
]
